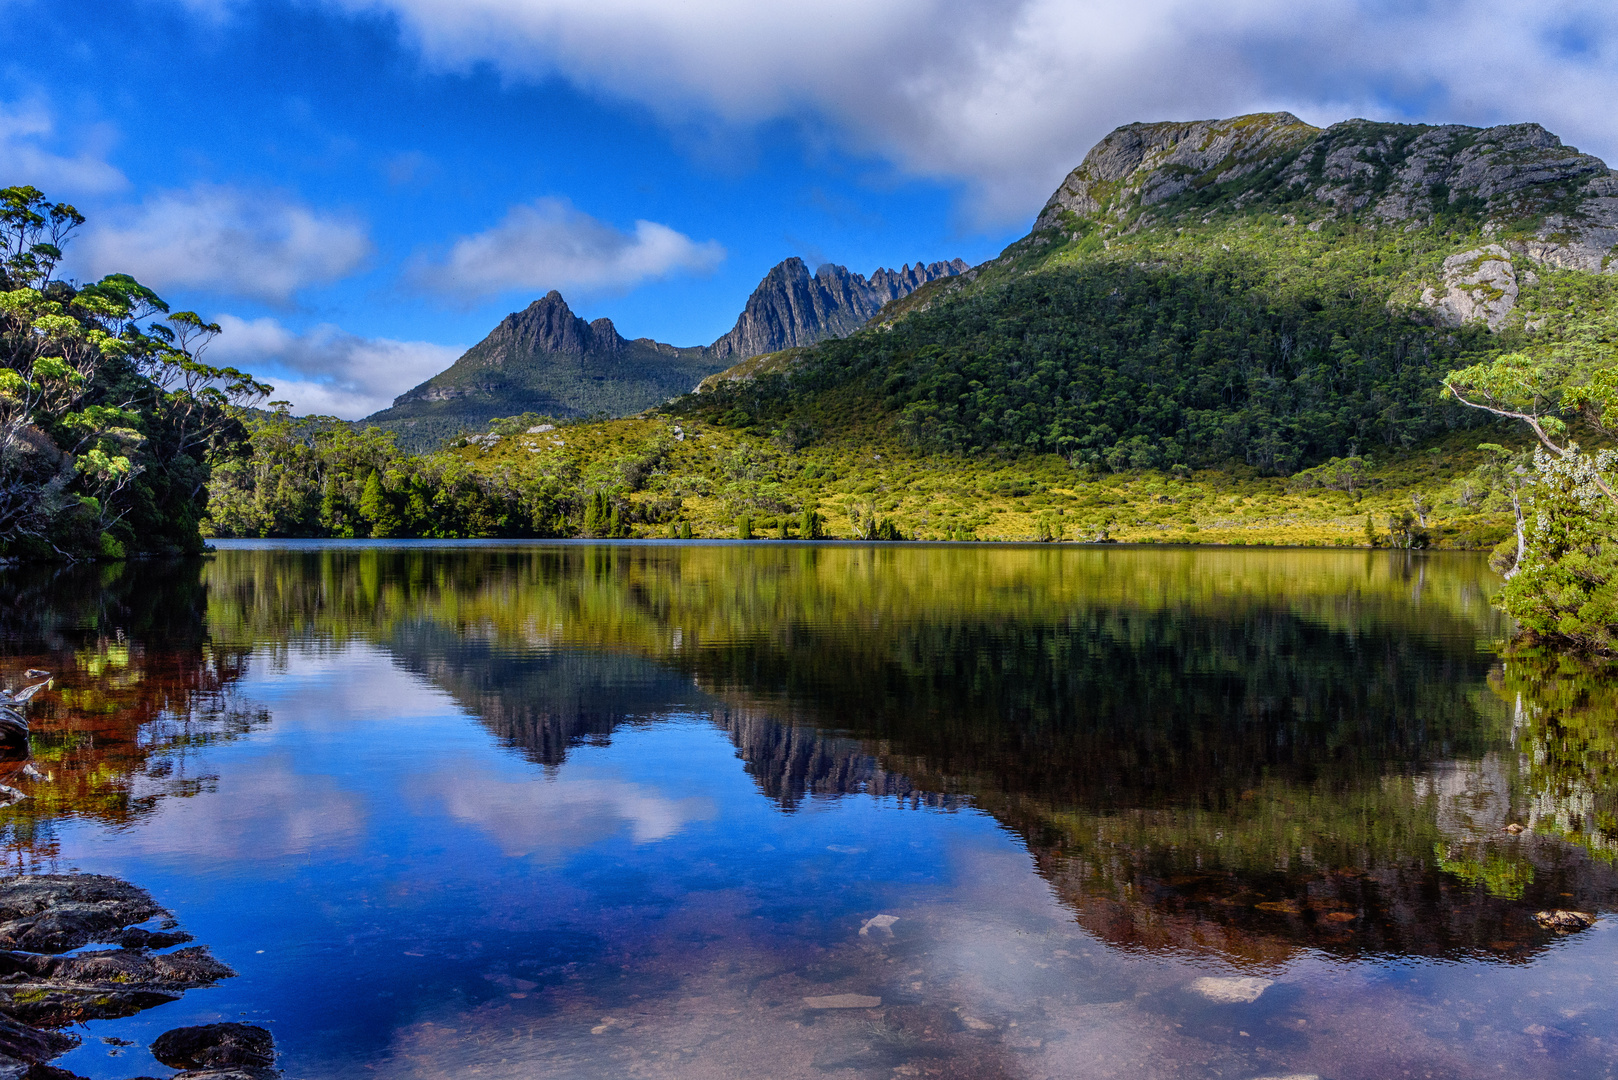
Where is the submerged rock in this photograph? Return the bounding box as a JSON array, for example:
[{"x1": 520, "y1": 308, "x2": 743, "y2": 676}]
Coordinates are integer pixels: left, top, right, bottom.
[
  {"x1": 858, "y1": 914, "x2": 899, "y2": 937},
  {"x1": 5, "y1": 685, "x2": 47, "y2": 707},
  {"x1": 150, "y1": 1024, "x2": 275, "y2": 1071},
  {"x1": 802, "y1": 993, "x2": 882, "y2": 1009},
  {"x1": 1186, "y1": 975, "x2": 1273, "y2": 1003},
  {"x1": 1534, "y1": 910, "x2": 1596, "y2": 933}
]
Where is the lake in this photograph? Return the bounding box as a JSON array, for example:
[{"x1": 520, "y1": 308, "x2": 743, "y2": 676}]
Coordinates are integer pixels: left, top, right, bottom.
[{"x1": 2, "y1": 542, "x2": 1616, "y2": 1079}]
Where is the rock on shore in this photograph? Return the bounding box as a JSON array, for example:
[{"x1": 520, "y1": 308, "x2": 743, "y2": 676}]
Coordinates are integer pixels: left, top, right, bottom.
[{"x1": 0, "y1": 874, "x2": 272, "y2": 1079}]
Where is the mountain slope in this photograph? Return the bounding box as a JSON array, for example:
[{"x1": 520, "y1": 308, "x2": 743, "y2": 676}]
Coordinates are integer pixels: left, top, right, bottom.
[
  {"x1": 363, "y1": 257, "x2": 967, "y2": 448},
  {"x1": 684, "y1": 113, "x2": 1618, "y2": 475},
  {"x1": 363, "y1": 291, "x2": 715, "y2": 447}
]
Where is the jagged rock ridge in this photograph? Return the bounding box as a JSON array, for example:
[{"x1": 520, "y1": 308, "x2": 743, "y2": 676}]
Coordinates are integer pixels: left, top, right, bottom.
[{"x1": 707, "y1": 257, "x2": 969, "y2": 362}]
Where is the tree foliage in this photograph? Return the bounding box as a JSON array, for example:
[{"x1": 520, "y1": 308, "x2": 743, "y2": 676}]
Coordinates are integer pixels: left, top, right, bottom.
[
  {"x1": 689, "y1": 229, "x2": 1497, "y2": 475},
  {"x1": 0, "y1": 185, "x2": 269, "y2": 559},
  {"x1": 1443, "y1": 321, "x2": 1618, "y2": 652}
]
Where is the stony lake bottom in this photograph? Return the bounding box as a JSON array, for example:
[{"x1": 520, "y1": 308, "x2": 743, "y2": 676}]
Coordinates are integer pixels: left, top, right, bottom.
[{"x1": 2, "y1": 542, "x2": 1616, "y2": 1080}]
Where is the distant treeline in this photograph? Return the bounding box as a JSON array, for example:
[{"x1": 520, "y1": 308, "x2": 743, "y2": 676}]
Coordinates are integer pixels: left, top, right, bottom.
[{"x1": 206, "y1": 411, "x2": 651, "y2": 540}]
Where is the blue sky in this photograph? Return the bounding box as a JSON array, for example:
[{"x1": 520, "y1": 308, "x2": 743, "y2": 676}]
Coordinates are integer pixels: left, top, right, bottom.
[{"x1": 5, "y1": 0, "x2": 1617, "y2": 417}]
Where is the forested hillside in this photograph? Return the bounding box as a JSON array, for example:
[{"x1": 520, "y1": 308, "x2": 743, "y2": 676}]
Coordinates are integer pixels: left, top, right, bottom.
[{"x1": 688, "y1": 114, "x2": 1617, "y2": 476}]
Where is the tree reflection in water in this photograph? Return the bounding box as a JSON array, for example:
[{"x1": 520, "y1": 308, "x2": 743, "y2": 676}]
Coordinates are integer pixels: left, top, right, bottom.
[
  {"x1": 4, "y1": 544, "x2": 1617, "y2": 970},
  {"x1": 0, "y1": 561, "x2": 267, "y2": 869}
]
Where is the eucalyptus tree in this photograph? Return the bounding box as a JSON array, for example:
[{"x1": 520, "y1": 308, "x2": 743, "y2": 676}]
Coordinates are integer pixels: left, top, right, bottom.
[
  {"x1": 1444, "y1": 347, "x2": 1617, "y2": 653},
  {"x1": 0, "y1": 185, "x2": 270, "y2": 558}
]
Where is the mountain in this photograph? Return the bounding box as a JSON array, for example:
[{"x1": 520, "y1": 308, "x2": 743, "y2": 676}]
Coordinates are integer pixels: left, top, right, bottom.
[
  {"x1": 706, "y1": 257, "x2": 968, "y2": 362},
  {"x1": 1033, "y1": 112, "x2": 1618, "y2": 271},
  {"x1": 362, "y1": 257, "x2": 967, "y2": 448},
  {"x1": 363, "y1": 291, "x2": 715, "y2": 447},
  {"x1": 689, "y1": 112, "x2": 1618, "y2": 474}
]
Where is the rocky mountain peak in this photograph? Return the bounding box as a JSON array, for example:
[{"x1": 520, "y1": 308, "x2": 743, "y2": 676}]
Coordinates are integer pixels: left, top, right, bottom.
[
  {"x1": 707, "y1": 256, "x2": 968, "y2": 362},
  {"x1": 1036, "y1": 112, "x2": 1320, "y2": 229},
  {"x1": 476, "y1": 291, "x2": 626, "y2": 360},
  {"x1": 373, "y1": 251, "x2": 967, "y2": 435},
  {"x1": 1037, "y1": 112, "x2": 1618, "y2": 273}
]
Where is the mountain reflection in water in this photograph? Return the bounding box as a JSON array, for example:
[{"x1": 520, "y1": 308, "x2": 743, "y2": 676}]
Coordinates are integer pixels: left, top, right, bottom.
[{"x1": 2, "y1": 543, "x2": 1616, "y2": 1080}]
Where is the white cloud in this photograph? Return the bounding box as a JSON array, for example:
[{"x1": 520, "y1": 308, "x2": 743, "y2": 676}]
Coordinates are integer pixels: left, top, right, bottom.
[
  {"x1": 208, "y1": 314, "x2": 463, "y2": 418},
  {"x1": 303, "y1": 0, "x2": 1618, "y2": 223},
  {"x1": 75, "y1": 183, "x2": 372, "y2": 303},
  {"x1": 413, "y1": 761, "x2": 716, "y2": 858},
  {"x1": 0, "y1": 98, "x2": 127, "y2": 195},
  {"x1": 412, "y1": 196, "x2": 724, "y2": 301}
]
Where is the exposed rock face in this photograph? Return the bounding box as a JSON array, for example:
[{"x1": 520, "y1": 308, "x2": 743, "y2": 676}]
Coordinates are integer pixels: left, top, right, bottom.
[
  {"x1": 1036, "y1": 112, "x2": 1319, "y2": 229},
  {"x1": 1038, "y1": 112, "x2": 1618, "y2": 274},
  {"x1": 363, "y1": 292, "x2": 720, "y2": 445},
  {"x1": 707, "y1": 257, "x2": 969, "y2": 363},
  {"x1": 1420, "y1": 245, "x2": 1528, "y2": 329}
]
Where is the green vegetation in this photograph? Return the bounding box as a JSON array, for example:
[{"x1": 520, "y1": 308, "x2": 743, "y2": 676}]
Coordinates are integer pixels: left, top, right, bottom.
[
  {"x1": 205, "y1": 406, "x2": 1534, "y2": 548},
  {"x1": 1442, "y1": 308, "x2": 1618, "y2": 652},
  {"x1": 0, "y1": 186, "x2": 268, "y2": 560},
  {"x1": 698, "y1": 223, "x2": 1501, "y2": 474},
  {"x1": 11, "y1": 109, "x2": 1617, "y2": 664}
]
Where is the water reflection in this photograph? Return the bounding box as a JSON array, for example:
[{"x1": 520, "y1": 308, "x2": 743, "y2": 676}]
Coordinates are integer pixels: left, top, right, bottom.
[
  {"x1": 0, "y1": 562, "x2": 267, "y2": 868},
  {"x1": 196, "y1": 544, "x2": 1609, "y2": 962},
  {"x1": 2, "y1": 544, "x2": 1616, "y2": 1079}
]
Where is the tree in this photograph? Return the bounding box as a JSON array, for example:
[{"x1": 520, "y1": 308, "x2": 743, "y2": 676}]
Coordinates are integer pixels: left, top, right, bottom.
[
  {"x1": 1, "y1": 185, "x2": 268, "y2": 558},
  {"x1": 1472, "y1": 443, "x2": 1534, "y2": 576},
  {"x1": 360, "y1": 471, "x2": 402, "y2": 538},
  {"x1": 582, "y1": 491, "x2": 606, "y2": 537},
  {"x1": 1444, "y1": 347, "x2": 1618, "y2": 652},
  {"x1": 1444, "y1": 349, "x2": 1618, "y2": 505}
]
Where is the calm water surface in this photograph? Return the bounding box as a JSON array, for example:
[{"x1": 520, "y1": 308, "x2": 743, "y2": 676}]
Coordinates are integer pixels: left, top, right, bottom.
[{"x1": 3, "y1": 542, "x2": 1616, "y2": 1080}]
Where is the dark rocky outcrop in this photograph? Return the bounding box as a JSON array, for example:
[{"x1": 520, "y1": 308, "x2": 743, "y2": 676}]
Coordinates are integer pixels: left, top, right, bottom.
[
  {"x1": 0, "y1": 875, "x2": 248, "y2": 1076},
  {"x1": 0, "y1": 875, "x2": 167, "y2": 953},
  {"x1": 0, "y1": 946, "x2": 234, "y2": 1026},
  {"x1": 0, "y1": 1017, "x2": 74, "y2": 1066},
  {"x1": 150, "y1": 1024, "x2": 275, "y2": 1072}
]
